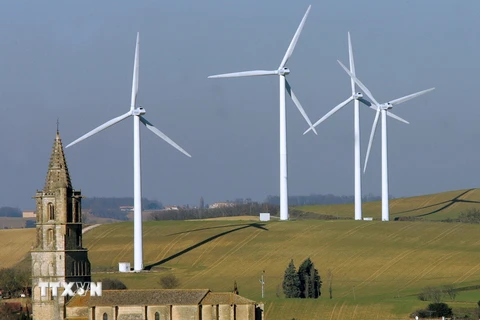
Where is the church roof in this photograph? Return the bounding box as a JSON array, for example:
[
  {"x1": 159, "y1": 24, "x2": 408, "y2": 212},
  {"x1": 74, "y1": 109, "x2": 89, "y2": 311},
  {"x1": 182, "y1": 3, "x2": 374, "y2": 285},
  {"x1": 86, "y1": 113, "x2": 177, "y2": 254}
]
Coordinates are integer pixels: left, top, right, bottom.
[
  {"x1": 67, "y1": 289, "x2": 258, "y2": 308},
  {"x1": 201, "y1": 292, "x2": 256, "y2": 305},
  {"x1": 44, "y1": 131, "x2": 72, "y2": 191},
  {"x1": 68, "y1": 289, "x2": 210, "y2": 307}
]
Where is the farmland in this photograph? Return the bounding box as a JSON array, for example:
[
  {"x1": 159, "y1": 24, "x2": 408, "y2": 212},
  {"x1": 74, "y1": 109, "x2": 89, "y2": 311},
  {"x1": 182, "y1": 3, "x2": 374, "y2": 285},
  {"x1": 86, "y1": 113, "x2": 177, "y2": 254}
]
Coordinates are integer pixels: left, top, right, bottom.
[
  {"x1": 84, "y1": 219, "x2": 480, "y2": 319},
  {"x1": 1, "y1": 188, "x2": 480, "y2": 319},
  {"x1": 298, "y1": 188, "x2": 480, "y2": 221}
]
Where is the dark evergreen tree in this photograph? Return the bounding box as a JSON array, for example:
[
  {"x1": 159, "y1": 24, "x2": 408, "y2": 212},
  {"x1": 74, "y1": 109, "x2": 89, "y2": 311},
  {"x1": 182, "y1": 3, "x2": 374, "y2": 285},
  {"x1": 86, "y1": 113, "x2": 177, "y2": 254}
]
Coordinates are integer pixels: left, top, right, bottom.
[
  {"x1": 427, "y1": 302, "x2": 453, "y2": 317},
  {"x1": 282, "y1": 259, "x2": 301, "y2": 298},
  {"x1": 298, "y1": 257, "x2": 322, "y2": 298}
]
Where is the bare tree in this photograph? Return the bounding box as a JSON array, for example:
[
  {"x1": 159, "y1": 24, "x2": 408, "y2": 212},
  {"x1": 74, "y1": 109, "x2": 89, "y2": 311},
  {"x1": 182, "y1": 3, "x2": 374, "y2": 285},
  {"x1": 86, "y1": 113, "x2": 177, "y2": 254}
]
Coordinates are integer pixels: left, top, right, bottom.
[
  {"x1": 327, "y1": 269, "x2": 333, "y2": 299},
  {"x1": 442, "y1": 284, "x2": 457, "y2": 301}
]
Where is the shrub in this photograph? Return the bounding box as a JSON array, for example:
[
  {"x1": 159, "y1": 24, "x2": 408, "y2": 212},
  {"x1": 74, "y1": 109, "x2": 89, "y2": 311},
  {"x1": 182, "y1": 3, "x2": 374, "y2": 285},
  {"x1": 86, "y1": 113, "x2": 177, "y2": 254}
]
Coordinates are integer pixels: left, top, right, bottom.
[
  {"x1": 159, "y1": 274, "x2": 180, "y2": 289},
  {"x1": 458, "y1": 208, "x2": 480, "y2": 223},
  {"x1": 100, "y1": 278, "x2": 127, "y2": 290},
  {"x1": 427, "y1": 302, "x2": 453, "y2": 317},
  {"x1": 418, "y1": 286, "x2": 444, "y2": 302}
]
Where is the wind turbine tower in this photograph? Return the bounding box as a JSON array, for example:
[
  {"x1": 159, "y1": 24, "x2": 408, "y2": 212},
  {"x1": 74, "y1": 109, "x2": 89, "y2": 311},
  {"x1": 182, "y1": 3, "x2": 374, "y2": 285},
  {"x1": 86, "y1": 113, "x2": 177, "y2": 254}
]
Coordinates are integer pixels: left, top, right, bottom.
[
  {"x1": 208, "y1": 5, "x2": 316, "y2": 221},
  {"x1": 337, "y1": 60, "x2": 434, "y2": 221},
  {"x1": 67, "y1": 33, "x2": 191, "y2": 271}
]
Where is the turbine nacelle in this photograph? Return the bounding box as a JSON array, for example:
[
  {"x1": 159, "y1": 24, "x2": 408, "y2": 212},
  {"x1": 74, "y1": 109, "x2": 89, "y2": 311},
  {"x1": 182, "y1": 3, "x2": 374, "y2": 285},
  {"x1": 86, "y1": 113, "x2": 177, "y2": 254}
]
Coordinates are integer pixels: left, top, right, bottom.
[
  {"x1": 132, "y1": 107, "x2": 146, "y2": 116},
  {"x1": 353, "y1": 92, "x2": 363, "y2": 99},
  {"x1": 380, "y1": 103, "x2": 393, "y2": 110},
  {"x1": 277, "y1": 67, "x2": 290, "y2": 76}
]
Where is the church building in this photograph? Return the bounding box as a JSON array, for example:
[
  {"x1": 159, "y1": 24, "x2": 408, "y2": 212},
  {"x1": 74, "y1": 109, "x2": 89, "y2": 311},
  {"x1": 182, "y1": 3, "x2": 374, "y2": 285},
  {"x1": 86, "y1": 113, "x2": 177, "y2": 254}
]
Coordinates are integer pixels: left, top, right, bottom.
[{"x1": 30, "y1": 131, "x2": 264, "y2": 320}]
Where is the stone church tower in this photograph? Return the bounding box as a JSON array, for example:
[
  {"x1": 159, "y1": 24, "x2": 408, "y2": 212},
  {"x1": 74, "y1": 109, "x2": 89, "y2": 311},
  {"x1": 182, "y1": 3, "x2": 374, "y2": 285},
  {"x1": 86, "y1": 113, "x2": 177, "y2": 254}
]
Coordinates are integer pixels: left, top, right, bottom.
[{"x1": 31, "y1": 130, "x2": 91, "y2": 320}]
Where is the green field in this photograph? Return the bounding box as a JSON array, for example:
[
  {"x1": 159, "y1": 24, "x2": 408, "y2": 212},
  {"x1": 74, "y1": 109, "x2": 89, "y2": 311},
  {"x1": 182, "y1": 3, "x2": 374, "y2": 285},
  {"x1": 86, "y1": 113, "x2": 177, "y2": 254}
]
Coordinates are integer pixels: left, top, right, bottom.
[
  {"x1": 2, "y1": 188, "x2": 480, "y2": 319},
  {"x1": 84, "y1": 219, "x2": 480, "y2": 319},
  {"x1": 299, "y1": 188, "x2": 480, "y2": 221}
]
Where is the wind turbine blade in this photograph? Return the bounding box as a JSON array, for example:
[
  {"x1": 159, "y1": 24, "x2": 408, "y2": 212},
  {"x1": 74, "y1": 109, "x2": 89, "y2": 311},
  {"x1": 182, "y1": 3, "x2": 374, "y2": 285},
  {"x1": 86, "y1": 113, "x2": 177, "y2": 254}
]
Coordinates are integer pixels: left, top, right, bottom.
[
  {"x1": 386, "y1": 111, "x2": 409, "y2": 124},
  {"x1": 279, "y1": 5, "x2": 311, "y2": 68},
  {"x1": 66, "y1": 111, "x2": 132, "y2": 148},
  {"x1": 130, "y1": 32, "x2": 140, "y2": 110},
  {"x1": 358, "y1": 97, "x2": 372, "y2": 107},
  {"x1": 303, "y1": 96, "x2": 353, "y2": 135},
  {"x1": 338, "y1": 60, "x2": 380, "y2": 106},
  {"x1": 139, "y1": 116, "x2": 192, "y2": 158},
  {"x1": 285, "y1": 79, "x2": 317, "y2": 135},
  {"x1": 364, "y1": 108, "x2": 381, "y2": 173},
  {"x1": 208, "y1": 70, "x2": 277, "y2": 78},
  {"x1": 388, "y1": 88, "x2": 435, "y2": 106},
  {"x1": 348, "y1": 32, "x2": 356, "y2": 95}
]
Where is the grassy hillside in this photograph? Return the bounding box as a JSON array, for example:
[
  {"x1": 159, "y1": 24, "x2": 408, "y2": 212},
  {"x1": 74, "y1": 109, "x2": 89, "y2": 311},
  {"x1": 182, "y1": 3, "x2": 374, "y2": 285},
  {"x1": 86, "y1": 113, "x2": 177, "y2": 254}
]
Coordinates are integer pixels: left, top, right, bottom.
[
  {"x1": 298, "y1": 188, "x2": 480, "y2": 220},
  {"x1": 83, "y1": 220, "x2": 480, "y2": 319},
  {"x1": 0, "y1": 228, "x2": 35, "y2": 268},
  {"x1": 2, "y1": 189, "x2": 480, "y2": 319}
]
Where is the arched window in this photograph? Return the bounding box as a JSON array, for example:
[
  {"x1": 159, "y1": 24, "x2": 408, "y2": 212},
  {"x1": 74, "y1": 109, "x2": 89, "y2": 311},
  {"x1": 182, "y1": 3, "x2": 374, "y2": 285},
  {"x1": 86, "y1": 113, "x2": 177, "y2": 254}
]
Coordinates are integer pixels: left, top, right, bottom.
[
  {"x1": 47, "y1": 203, "x2": 54, "y2": 220},
  {"x1": 103, "y1": 313, "x2": 108, "y2": 320},
  {"x1": 47, "y1": 229, "x2": 54, "y2": 245},
  {"x1": 155, "y1": 312, "x2": 160, "y2": 320}
]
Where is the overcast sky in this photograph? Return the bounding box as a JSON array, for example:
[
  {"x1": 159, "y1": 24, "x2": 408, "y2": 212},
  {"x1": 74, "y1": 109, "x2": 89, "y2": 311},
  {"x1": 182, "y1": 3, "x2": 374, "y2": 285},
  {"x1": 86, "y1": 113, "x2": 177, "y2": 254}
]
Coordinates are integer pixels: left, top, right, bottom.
[{"x1": 1, "y1": 0, "x2": 479, "y2": 209}]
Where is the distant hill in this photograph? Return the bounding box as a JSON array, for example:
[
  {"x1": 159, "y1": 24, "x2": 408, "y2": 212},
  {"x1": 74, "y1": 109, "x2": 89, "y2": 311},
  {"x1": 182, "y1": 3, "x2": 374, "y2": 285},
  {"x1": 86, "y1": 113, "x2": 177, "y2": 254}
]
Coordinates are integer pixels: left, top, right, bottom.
[
  {"x1": 297, "y1": 188, "x2": 480, "y2": 221},
  {"x1": 2, "y1": 201, "x2": 480, "y2": 319},
  {"x1": 82, "y1": 197, "x2": 163, "y2": 220}
]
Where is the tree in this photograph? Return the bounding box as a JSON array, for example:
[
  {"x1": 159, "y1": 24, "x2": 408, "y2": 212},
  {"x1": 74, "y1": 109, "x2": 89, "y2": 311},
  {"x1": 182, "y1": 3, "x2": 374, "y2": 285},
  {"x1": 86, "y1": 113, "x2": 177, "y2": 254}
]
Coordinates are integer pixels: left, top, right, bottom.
[
  {"x1": 0, "y1": 268, "x2": 22, "y2": 297},
  {"x1": 297, "y1": 257, "x2": 321, "y2": 298},
  {"x1": 282, "y1": 259, "x2": 300, "y2": 298},
  {"x1": 427, "y1": 302, "x2": 453, "y2": 318},
  {"x1": 159, "y1": 274, "x2": 180, "y2": 289},
  {"x1": 418, "y1": 286, "x2": 443, "y2": 302},
  {"x1": 442, "y1": 284, "x2": 456, "y2": 301},
  {"x1": 233, "y1": 280, "x2": 239, "y2": 295}
]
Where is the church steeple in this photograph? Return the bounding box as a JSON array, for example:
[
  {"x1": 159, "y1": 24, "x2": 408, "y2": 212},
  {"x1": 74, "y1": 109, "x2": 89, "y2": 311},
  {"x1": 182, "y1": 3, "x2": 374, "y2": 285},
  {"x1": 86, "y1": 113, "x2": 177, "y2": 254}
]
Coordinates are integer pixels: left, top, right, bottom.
[
  {"x1": 44, "y1": 131, "x2": 72, "y2": 191},
  {"x1": 31, "y1": 129, "x2": 91, "y2": 320}
]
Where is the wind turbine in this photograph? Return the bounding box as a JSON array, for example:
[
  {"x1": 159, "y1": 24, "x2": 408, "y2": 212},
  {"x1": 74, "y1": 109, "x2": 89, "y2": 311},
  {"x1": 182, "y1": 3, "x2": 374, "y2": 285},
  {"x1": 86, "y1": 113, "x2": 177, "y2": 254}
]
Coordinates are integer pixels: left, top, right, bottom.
[
  {"x1": 304, "y1": 32, "x2": 408, "y2": 221},
  {"x1": 337, "y1": 60, "x2": 434, "y2": 221},
  {"x1": 208, "y1": 5, "x2": 316, "y2": 221},
  {"x1": 66, "y1": 32, "x2": 191, "y2": 271}
]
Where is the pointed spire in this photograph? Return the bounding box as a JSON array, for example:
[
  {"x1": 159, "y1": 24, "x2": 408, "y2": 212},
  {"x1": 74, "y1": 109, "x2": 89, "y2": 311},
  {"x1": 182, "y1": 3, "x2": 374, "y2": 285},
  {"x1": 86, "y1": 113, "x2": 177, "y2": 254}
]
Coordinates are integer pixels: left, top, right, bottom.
[{"x1": 44, "y1": 130, "x2": 72, "y2": 191}]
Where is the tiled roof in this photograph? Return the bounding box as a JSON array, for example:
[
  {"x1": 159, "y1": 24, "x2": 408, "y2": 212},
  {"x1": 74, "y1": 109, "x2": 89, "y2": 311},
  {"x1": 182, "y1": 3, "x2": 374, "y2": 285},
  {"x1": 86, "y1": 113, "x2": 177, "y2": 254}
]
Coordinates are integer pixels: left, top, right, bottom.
[
  {"x1": 201, "y1": 292, "x2": 256, "y2": 305},
  {"x1": 67, "y1": 289, "x2": 210, "y2": 307}
]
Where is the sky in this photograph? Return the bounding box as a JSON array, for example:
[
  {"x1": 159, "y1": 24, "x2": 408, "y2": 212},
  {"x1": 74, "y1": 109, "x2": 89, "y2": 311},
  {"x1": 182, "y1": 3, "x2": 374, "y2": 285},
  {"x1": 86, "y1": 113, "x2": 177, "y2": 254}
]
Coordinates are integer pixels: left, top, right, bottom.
[{"x1": 0, "y1": 0, "x2": 479, "y2": 209}]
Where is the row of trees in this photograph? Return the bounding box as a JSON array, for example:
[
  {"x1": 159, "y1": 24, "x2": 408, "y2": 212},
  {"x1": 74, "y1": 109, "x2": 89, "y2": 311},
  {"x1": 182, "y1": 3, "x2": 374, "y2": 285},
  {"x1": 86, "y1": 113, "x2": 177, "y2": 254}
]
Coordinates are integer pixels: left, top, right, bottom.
[
  {"x1": 151, "y1": 203, "x2": 279, "y2": 221},
  {"x1": 418, "y1": 285, "x2": 457, "y2": 302},
  {"x1": 0, "y1": 207, "x2": 22, "y2": 218},
  {"x1": 265, "y1": 193, "x2": 384, "y2": 206},
  {"x1": 82, "y1": 197, "x2": 163, "y2": 220},
  {"x1": 151, "y1": 203, "x2": 343, "y2": 221},
  {"x1": 0, "y1": 267, "x2": 30, "y2": 298},
  {"x1": 282, "y1": 258, "x2": 321, "y2": 299}
]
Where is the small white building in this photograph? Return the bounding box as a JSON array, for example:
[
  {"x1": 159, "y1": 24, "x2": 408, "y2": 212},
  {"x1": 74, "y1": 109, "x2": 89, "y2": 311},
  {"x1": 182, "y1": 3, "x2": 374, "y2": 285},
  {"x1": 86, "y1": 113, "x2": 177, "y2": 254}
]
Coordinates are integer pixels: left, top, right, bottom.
[
  {"x1": 259, "y1": 213, "x2": 270, "y2": 221},
  {"x1": 118, "y1": 262, "x2": 131, "y2": 272}
]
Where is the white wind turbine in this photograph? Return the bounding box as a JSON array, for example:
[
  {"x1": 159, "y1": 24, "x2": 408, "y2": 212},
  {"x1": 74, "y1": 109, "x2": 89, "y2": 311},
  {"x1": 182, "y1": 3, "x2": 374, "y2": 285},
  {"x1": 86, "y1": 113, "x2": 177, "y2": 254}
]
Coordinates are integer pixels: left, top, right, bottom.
[
  {"x1": 337, "y1": 60, "x2": 434, "y2": 221},
  {"x1": 208, "y1": 5, "x2": 316, "y2": 221},
  {"x1": 66, "y1": 32, "x2": 191, "y2": 271},
  {"x1": 304, "y1": 32, "x2": 408, "y2": 221}
]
